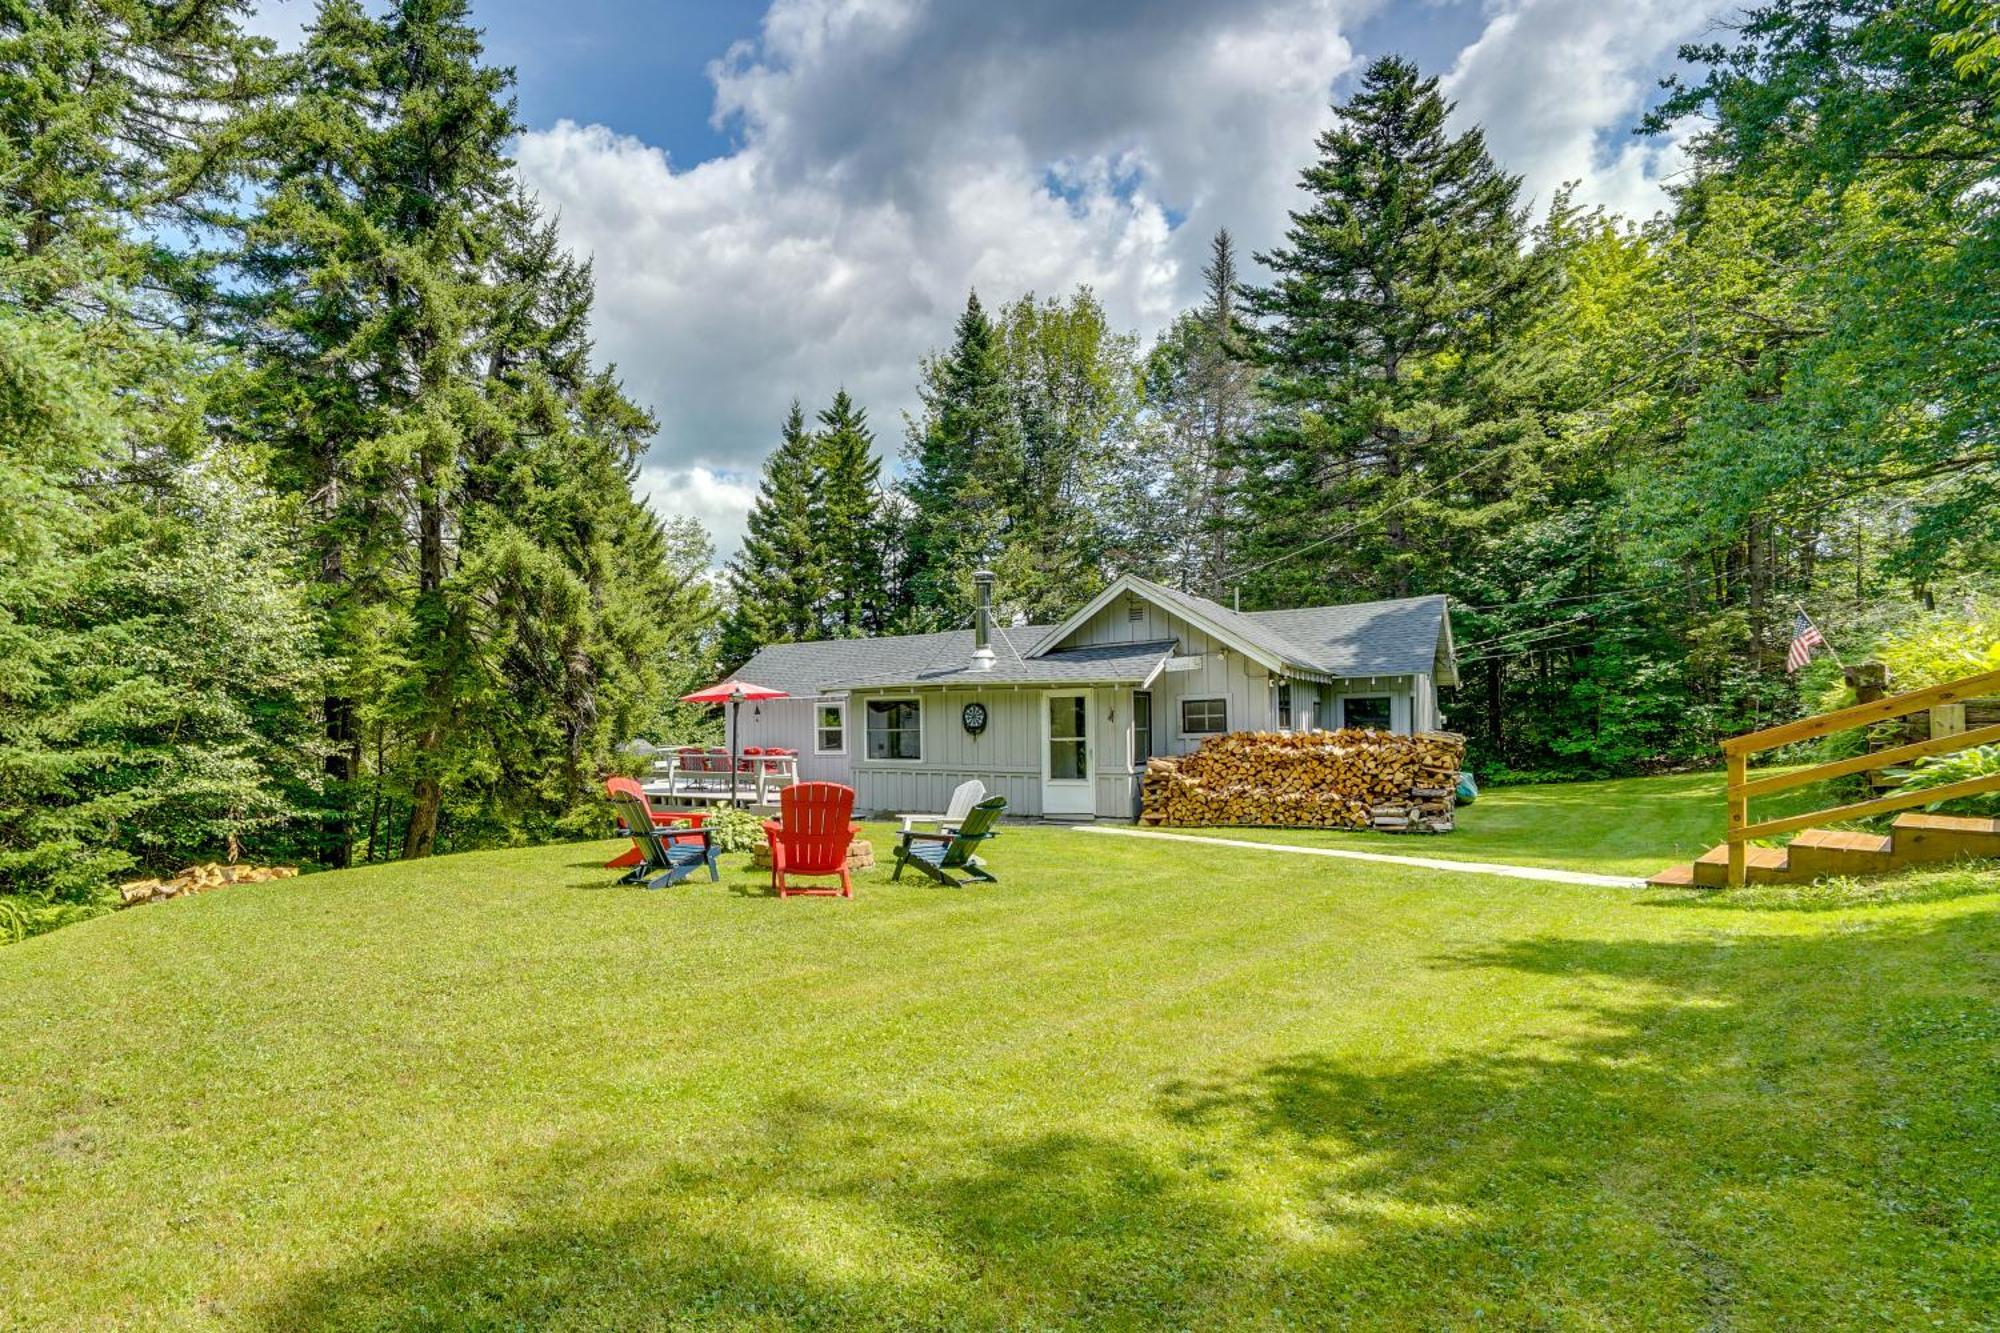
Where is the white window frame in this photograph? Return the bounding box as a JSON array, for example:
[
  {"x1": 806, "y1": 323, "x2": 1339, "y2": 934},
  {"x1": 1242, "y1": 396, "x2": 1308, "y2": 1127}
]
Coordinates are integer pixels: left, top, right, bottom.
[
  {"x1": 1180, "y1": 697, "x2": 1228, "y2": 736},
  {"x1": 813, "y1": 700, "x2": 847, "y2": 755},
  {"x1": 864, "y1": 697, "x2": 924, "y2": 763},
  {"x1": 1276, "y1": 681, "x2": 1293, "y2": 731},
  {"x1": 1339, "y1": 694, "x2": 1396, "y2": 733}
]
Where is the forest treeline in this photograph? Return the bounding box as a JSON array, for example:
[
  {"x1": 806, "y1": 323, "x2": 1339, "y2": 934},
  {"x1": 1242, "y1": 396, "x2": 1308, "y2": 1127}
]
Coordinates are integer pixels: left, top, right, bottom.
[
  {"x1": 727, "y1": 13, "x2": 2000, "y2": 776},
  {"x1": 3, "y1": 0, "x2": 1998, "y2": 933}
]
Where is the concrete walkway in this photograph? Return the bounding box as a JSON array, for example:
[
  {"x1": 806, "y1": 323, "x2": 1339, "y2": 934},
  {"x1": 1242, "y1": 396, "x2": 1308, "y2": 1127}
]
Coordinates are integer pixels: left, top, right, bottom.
[{"x1": 1071, "y1": 825, "x2": 1645, "y2": 888}]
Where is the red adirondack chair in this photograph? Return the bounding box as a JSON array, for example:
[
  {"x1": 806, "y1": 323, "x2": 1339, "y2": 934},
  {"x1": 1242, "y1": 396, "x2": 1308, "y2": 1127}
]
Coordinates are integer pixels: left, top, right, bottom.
[
  {"x1": 604, "y1": 776, "x2": 709, "y2": 871},
  {"x1": 761, "y1": 781, "x2": 860, "y2": 898}
]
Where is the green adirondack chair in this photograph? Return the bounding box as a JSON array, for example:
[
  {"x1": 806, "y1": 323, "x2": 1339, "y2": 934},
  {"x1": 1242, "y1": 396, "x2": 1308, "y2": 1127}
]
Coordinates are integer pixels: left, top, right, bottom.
[{"x1": 892, "y1": 795, "x2": 1007, "y2": 886}]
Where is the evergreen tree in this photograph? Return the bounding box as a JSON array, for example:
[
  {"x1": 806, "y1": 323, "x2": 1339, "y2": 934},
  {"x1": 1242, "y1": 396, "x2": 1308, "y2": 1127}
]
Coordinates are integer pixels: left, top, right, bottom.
[
  {"x1": 719, "y1": 402, "x2": 827, "y2": 663},
  {"x1": 1234, "y1": 56, "x2": 1558, "y2": 606},
  {"x1": 231, "y1": 0, "x2": 702, "y2": 860},
  {"x1": 814, "y1": 389, "x2": 891, "y2": 636},
  {"x1": 0, "y1": 0, "x2": 324, "y2": 918},
  {"x1": 898, "y1": 292, "x2": 1016, "y2": 628}
]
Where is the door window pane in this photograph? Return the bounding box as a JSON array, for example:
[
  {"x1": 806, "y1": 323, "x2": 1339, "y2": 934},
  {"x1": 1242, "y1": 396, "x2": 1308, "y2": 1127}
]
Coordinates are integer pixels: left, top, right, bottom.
[
  {"x1": 1048, "y1": 695, "x2": 1087, "y2": 780},
  {"x1": 1277, "y1": 682, "x2": 1292, "y2": 728},
  {"x1": 866, "y1": 699, "x2": 922, "y2": 759},
  {"x1": 1133, "y1": 691, "x2": 1152, "y2": 763}
]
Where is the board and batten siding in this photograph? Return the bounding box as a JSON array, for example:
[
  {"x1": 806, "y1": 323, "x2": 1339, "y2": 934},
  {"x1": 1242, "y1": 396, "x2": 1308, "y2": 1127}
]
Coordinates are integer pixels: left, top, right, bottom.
[
  {"x1": 1064, "y1": 597, "x2": 1279, "y2": 753},
  {"x1": 838, "y1": 683, "x2": 1135, "y2": 819},
  {"x1": 728, "y1": 697, "x2": 854, "y2": 784}
]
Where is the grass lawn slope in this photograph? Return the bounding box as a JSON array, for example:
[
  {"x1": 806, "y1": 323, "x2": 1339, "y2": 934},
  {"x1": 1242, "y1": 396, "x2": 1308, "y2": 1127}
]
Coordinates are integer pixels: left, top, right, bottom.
[
  {"x1": 1189, "y1": 769, "x2": 1847, "y2": 877},
  {"x1": 4, "y1": 812, "x2": 1997, "y2": 1329}
]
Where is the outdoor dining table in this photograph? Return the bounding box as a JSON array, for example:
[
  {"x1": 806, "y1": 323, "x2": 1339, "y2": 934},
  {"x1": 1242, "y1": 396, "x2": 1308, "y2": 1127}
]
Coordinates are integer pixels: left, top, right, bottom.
[{"x1": 641, "y1": 749, "x2": 800, "y2": 808}]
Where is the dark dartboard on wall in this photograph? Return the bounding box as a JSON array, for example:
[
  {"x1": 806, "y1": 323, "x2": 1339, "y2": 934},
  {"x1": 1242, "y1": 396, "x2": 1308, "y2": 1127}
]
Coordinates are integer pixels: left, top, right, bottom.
[{"x1": 961, "y1": 702, "x2": 988, "y2": 735}]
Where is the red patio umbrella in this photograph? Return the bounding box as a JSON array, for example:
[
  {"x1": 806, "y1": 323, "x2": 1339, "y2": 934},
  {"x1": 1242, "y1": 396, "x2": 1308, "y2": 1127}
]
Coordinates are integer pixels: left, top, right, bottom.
[{"x1": 679, "y1": 679, "x2": 789, "y2": 804}]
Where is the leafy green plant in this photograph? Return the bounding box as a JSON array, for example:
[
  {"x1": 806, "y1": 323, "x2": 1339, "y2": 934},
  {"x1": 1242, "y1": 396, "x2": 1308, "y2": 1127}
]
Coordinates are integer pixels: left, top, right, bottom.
[
  {"x1": 1900, "y1": 746, "x2": 2000, "y2": 817},
  {"x1": 702, "y1": 808, "x2": 767, "y2": 855}
]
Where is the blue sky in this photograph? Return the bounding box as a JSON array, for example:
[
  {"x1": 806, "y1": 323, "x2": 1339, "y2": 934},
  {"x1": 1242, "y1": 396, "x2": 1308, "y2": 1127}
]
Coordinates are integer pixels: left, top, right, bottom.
[{"x1": 250, "y1": 0, "x2": 1731, "y2": 559}]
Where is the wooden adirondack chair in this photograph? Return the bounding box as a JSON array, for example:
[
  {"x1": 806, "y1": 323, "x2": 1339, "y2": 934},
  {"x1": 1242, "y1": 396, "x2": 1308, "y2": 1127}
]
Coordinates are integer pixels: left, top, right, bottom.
[
  {"x1": 605, "y1": 777, "x2": 719, "y2": 889},
  {"x1": 898, "y1": 778, "x2": 987, "y2": 833},
  {"x1": 761, "y1": 782, "x2": 861, "y2": 898},
  {"x1": 892, "y1": 796, "x2": 1006, "y2": 887}
]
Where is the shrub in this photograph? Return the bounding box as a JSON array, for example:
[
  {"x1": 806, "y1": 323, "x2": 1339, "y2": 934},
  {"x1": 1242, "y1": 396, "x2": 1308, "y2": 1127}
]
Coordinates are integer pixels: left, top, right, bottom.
[
  {"x1": 703, "y1": 808, "x2": 766, "y2": 855},
  {"x1": 1901, "y1": 745, "x2": 2000, "y2": 818}
]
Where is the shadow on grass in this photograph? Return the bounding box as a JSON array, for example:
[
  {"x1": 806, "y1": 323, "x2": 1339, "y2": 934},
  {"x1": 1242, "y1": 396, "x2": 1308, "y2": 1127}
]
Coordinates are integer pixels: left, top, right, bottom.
[{"x1": 251, "y1": 906, "x2": 2000, "y2": 1330}]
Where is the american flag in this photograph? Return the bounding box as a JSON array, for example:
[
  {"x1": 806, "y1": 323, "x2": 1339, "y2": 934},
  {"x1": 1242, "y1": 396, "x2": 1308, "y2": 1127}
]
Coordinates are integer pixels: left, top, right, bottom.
[{"x1": 1785, "y1": 611, "x2": 1826, "y2": 673}]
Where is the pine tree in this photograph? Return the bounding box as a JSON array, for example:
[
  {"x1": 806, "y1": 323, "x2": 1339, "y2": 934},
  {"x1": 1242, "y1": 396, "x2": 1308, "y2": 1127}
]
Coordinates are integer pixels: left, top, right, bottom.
[
  {"x1": 0, "y1": 0, "x2": 325, "y2": 912},
  {"x1": 814, "y1": 389, "x2": 890, "y2": 636},
  {"x1": 898, "y1": 292, "x2": 1017, "y2": 628},
  {"x1": 719, "y1": 403, "x2": 828, "y2": 663},
  {"x1": 1234, "y1": 56, "x2": 1558, "y2": 606},
  {"x1": 230, "y1": 0, "x2": 704, "y2": 860}
]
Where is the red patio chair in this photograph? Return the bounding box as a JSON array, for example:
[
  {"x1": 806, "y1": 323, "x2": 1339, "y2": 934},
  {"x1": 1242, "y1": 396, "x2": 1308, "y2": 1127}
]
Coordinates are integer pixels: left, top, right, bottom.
[
  {"x1": 761, "y1": 782, "x2": 860, "y2": 898},
  {"x1": 603, "y1": 776, "x2": 709, "y2": 870},
  {"x1": 603, "y1": 777, "x2": 718, "y2": 887}
]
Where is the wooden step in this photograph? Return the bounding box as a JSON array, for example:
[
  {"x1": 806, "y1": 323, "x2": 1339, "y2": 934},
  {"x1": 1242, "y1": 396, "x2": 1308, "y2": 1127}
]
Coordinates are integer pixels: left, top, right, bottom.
[
  {"x1": 1891, "y1": 812, "x2": 2000, "y2": 867},
  {"x1": 1784, "y1": 828, "x2": 1894, "y2": 880},
  {"x1": 1645, "y1": 862, "x2": 1697, "y2": 888},
  {"x1": 1692, "y1": 842, "x2": 1789, "y2": 888}
]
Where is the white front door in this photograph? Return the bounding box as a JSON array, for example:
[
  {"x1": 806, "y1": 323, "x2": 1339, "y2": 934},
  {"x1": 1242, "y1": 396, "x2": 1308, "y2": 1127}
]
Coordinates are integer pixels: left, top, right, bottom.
[{"x1": 1041, "y1": 690, "x2": 1094, "y2": 817}]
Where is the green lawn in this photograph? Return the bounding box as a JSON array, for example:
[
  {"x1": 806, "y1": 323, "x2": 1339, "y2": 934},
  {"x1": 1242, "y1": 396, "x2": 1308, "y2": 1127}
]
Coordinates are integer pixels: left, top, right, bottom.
[
  {"x1": 4, "y1": 806, "x2": 1997, "y2": 1329},
  {"x1": 1185, "y1": 768, "x2": 1846, "y2": 876}
]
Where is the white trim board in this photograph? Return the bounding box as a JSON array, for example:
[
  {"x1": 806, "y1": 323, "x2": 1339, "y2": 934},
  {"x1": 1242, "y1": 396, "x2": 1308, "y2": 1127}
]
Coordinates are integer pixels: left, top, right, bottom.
[{"x1": 1071, "y1": 826, "x2": 1643, "y2": 888}]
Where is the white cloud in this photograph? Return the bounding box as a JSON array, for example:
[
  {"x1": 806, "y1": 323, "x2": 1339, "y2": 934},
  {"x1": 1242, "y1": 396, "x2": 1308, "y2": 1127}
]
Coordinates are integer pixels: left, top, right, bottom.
[
  {"x1": 509, "y1": 0, "x2": 1718, "y2": 562},
  {"x1": 518, "y1": 0, "x2": 1368, "y2": 560},
  {"x1": 1443, "y1": 0, "x2": 1734, "y2": 221},
  {"x1": 637, "y1": 464, "x2": 762, "y2": 560}
]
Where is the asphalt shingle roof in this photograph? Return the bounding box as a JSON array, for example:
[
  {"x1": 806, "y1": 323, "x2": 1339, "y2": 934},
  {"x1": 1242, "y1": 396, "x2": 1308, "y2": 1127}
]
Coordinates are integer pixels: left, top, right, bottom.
[
  {"x1": 732, "y1": 584, "x2": 1450, "y2": 695},
  {"x1": 1242, "y1": 596, "x2": 1450, "y2": 678}
]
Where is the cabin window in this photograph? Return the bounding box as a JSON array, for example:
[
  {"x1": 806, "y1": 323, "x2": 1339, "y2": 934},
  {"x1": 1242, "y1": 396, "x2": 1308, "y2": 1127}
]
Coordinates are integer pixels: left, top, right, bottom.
[
  {"x1": 1133, "y1": 691, "x2": 1153, "y2": 763},
  {"x1": 814, "y1": 702, "x2": 846, "y2": 754},
  {"x1": 1340, "y1": 695, "x2": 1394, "y2": 732},
  {"x1": 1276, "y1": 682, "x2": 1293, "y2": 729},
  {"x1": 1181, "y1": 697, "x2": 1227, "y2": 734},
  {"x1": 865, "y1": 698, "x2": 922, "y2": 760}
]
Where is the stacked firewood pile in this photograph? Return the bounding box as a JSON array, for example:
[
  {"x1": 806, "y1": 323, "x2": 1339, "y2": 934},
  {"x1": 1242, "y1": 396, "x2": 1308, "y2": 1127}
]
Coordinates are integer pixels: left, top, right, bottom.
[
  {"x1": 118, "y1": 863, "x2": 298, "y2": 907},
  {"x1": 1140, "y1": 729, "x2": 1467, "y2": 832}
]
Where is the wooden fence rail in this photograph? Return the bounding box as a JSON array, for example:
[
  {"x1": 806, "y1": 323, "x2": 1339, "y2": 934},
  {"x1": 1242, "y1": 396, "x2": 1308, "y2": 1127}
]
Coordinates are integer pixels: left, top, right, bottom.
[{"x1": 1720, "y1": 666, "x2": 2000, "y2": 887}]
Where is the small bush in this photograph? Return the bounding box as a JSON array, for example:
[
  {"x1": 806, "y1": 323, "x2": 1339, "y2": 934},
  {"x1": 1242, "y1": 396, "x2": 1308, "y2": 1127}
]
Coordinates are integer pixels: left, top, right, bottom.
[
  {"x1": 1901, "y1": 745, "x2": 2000, "y2": 817},
  {"x1": 703, "y1": 808, "x2": 766, "y2": 855}
]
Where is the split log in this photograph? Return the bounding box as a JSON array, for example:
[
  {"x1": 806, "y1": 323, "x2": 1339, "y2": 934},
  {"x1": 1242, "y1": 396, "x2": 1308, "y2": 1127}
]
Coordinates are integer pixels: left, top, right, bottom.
[
  {"x1": 116, "y1": 863, "x2": 299, "y2": 908},
  {"x1": 1141, "y1": 729, "x2": 1466, "y2": 833}
]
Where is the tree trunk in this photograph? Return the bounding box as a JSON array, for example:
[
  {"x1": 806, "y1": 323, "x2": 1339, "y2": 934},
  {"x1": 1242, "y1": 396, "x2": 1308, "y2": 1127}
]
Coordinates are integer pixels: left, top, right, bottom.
[
  {"x1": 322, "y1": 695, "x2": 358, "y2": 868},
  {"x1": 1486, "y1": 657, "x2": 1504, "y2": 753},
  {"x1": 402, "y1": 770, "x2": 441, "y2": 860},
  {"x1": 401, "y1": 462, "x2": 449, "y2": 860}
]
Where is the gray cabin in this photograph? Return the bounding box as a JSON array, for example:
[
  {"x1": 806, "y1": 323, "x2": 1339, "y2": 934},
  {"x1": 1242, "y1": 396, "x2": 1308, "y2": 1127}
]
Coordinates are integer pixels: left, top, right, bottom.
[{"x1": 729, "y1": 572, "x2": 1457, "y2": 820}]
